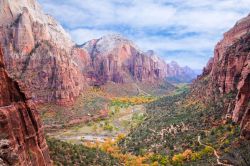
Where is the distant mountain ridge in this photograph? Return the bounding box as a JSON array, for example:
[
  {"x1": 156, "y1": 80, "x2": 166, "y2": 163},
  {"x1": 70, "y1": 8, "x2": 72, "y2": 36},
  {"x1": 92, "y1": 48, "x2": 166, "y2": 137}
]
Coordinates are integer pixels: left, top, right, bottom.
[
  {"x1": 120, "y1": 13, "x2": 250, "y2": 165},
  {"x1": 81, "y1": 34, "x2": 167, "y2": 85},
  {"x1": 165, "y1": 61, "x2": 198, "y2": 83},
  {"x1": 82, "y1": 35, "x2": 197, "y2": 85}
]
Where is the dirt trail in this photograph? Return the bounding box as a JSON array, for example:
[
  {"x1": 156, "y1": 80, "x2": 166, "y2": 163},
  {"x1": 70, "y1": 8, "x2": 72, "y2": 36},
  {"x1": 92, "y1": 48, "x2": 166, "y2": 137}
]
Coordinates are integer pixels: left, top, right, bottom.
[
  {"x1": 197, "y1": 136, "x2": 233, "y2": 166},
  {"x1": 134, "y1": 83, "x2": 150, "y2": 96}
]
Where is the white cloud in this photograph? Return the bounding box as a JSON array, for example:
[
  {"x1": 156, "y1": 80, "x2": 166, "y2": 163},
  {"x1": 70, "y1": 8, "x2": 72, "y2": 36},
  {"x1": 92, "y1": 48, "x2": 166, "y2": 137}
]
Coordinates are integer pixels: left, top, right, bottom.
[
  {"x1": 164, "y1": 54, "x2": 210, "y2": 70},
  {"x1": 38, "y1": 0, "x2": 250, "y2": 69},
  {"x1": 116, "y1": 3, "x2": 176, "y2": 27},
  {"x1": 133, "y1": 35, "x2": 218, "y2": 52},
  {"x1": 70, "y1": 29, "x2": 117, "y2": 44}
]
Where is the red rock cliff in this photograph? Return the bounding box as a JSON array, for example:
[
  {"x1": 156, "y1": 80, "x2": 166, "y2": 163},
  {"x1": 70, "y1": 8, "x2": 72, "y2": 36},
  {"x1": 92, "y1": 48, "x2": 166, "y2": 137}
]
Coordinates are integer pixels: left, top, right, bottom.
[
  {"x1": 0, "y1": 45, "x2": 51, "y2": 165},
  {"x1": 199, "y1": 14, "x2": 250, "y2": 139},
  {"x1": 82, "y1": 34, "x2": 168, "y2": 85},
  {"x1": 0, "y1": 0, "x2": 88, "y2": 105}
]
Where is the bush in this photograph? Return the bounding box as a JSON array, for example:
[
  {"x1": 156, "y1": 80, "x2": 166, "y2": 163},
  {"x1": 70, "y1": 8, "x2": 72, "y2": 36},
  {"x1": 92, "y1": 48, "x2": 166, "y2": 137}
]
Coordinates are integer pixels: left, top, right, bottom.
[
  {"x1": 172, "y1": 154, "x2": 185, "y2": 165},
  {"x1": 103, "y1": 121, "x2": 114, "y2": 131},
  {"x1": 202, "y1": 146, "x2": 214, "y2": 155}
]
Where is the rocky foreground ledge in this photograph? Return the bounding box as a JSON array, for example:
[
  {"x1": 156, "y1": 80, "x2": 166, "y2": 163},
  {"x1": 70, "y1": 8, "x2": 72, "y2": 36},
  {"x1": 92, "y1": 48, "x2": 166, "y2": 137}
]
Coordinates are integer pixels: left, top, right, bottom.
[{"x1": 0, "y1": 45, "x2": 51, "y2": 166}]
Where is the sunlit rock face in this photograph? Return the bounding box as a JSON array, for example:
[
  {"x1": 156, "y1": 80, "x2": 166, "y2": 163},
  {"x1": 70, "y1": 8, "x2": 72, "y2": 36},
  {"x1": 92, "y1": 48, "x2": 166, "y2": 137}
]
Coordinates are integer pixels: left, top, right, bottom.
[
  {"x1": 211, "y1": 14, "x2": 250, "y2": 94},
  {"x1": 0, "y1": 0, "x2": 89, "y2": 106},
  {"x1": 199, "y1": 14, "x2": 250, "y2": 139},
  {"x1": 0, "y1": 46, "x2": 51, "y2": 166},
  {"x1": 81, "y1": 34, "x2": 168, "y2": 85}
]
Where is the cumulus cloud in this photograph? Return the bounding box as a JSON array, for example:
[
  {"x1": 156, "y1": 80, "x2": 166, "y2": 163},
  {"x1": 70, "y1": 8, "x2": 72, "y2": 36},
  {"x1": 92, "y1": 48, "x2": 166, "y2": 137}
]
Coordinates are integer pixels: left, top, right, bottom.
[
  {"x1": 38, "y1": 0, "x2": 250, "y2": 69},
  {"x1": 70, "y1": 29, "x2": 117, "y2": 44}
]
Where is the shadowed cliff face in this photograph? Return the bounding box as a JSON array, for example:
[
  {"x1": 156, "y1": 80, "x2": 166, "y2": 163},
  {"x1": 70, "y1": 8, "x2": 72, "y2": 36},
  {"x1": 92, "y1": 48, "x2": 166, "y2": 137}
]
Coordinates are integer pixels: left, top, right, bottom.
[
  {"x1": 198, "y1": 14, "x2": 250, "y2": 139},
  {"x1": 0, "y1": 46, "x2": 51, "y2": 165}
]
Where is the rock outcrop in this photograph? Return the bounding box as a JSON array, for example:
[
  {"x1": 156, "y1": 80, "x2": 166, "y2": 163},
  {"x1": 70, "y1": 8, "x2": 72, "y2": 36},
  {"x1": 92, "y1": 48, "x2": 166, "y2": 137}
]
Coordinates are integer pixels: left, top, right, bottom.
[
  {"x1": 199, "y1": 14, "x2": 250, "y2": 139},
  {"x1": 81, "y1": 34, "x2": 167, "y2": 85},
  {"x1": 0, "y1": 0, "x2": 88, "y2": 105},
  {"x1": 0, "y1": 45, "x2": 51, "y2": 165}
]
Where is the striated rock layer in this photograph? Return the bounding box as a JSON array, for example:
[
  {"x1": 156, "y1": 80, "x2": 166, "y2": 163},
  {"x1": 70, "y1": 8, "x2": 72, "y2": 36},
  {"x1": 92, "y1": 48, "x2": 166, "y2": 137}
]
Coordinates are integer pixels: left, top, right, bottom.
[
  {"x1": 0, "y1": 45, "x2": 51, "y2": 165},
  {"x1": 82, "y1": 34, "x2": 167, "y2": 85},
  {"x1": 198, "y1": 14, "x2": 250, "y2": 139},
  {"x1": 0, "y1": 0, "x2": 88, "y2": 105}
]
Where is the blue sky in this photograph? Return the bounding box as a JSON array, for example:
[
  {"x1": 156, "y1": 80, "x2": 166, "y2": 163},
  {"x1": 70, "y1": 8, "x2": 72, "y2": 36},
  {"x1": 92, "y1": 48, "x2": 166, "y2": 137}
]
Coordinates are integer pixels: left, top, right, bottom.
[{"x1": 38, "y1": 0, "x2": 250, "y2": 69}]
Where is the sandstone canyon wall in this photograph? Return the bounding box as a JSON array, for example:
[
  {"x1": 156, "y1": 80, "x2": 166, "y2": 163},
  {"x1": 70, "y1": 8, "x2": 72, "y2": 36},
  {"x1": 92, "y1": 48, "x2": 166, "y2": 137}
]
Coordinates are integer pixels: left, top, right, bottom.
[
  {"x1": 81, "y1": 35, "x2": 168, "y2": 85},
  {"x1": 0, "y1": 45, "x2": 51, "y2": 165},
  {"x1": 198, "y1": 14, "x2": 250, "y2": 138},
  {"x1": 0, "y1": 0, "x2": 88, "y2": 105},
  {"x1": 82, "y1": 35, "x2": 196, "y2": 85}
]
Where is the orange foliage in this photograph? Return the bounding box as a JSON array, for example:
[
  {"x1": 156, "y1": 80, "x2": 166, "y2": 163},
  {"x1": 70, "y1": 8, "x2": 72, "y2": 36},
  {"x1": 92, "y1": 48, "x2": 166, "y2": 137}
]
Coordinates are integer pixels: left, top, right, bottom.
[
  {"x1": 112, "y1": 96, "x2": 156, "y2": 105},
  {"x1": 182, "y1": 149, "x2": 193, "y2": 160},
  {"x1": 84, "y1": 136, "x2": 151, "y2": 166}
]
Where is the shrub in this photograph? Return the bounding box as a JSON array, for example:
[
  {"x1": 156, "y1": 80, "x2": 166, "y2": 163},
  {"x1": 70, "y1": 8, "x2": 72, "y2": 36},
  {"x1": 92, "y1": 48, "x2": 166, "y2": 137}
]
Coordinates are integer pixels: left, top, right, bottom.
[
  {"x1": 172, "y1": 154, "x2": 185, "y2": 164},
  {"x1": 103, "y1": 121, "x2": 114, "y2": 131},
  {"x1": 201, "y1": 146, "x2": 214, "y2": 155},
  {"x1": 190, "y1": 146, "x2": 213, "y2": 161}
]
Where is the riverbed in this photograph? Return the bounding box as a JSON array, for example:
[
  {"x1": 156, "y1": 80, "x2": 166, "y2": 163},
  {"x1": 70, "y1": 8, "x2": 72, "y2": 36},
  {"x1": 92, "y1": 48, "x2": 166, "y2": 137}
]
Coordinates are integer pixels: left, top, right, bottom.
[{"x1": 46, "y1": 104, "x2": 146, "y2": 144}]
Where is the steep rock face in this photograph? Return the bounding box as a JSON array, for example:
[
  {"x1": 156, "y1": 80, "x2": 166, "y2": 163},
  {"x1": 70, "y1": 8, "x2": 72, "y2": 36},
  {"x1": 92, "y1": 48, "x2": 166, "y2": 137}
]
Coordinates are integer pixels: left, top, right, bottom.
[
  {"x1": 199, "y1": 14, "x2": 250, "y2": 138},
  {"x1": 211, "y1": 14, "x2": 250, "y2": 94},
  {"x1": 230, "y1": 36, "x2": 250, "y2": 139},
  {"x1": 82, "y1": 35, "x2": 166, "y2": 85},
  {"x1": 0, "y1": 46, "x2": 51, "y2": 165},
  {"x1": 0, "y1": 0, "x2": 87, "y2": 105},
  {"x1": 144, "y1": 50, "x2": 168, "y2": 76}
]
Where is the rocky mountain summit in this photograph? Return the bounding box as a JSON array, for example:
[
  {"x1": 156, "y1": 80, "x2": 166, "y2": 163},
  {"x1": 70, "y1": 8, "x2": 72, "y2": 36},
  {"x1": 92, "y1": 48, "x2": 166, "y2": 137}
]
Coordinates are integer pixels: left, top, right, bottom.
[
  {"x1": 0, "y1": 0, "x2": 88, "y2": 106},
  {"x1": 82, "y1": 34, "x2": 196, "y2": 85},
  {"x1": 0, "y1": 46, "x2": 51, "y2": 166},
  {"x1": 81, "y1": 34, "x2": 168, "y2": 85}
]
